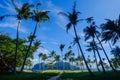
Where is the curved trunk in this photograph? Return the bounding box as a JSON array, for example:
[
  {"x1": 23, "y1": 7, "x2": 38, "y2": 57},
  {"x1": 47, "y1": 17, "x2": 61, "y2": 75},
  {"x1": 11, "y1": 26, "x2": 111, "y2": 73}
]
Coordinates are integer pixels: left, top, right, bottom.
[
  {"x1": 14, "y1": 20, "x2": 21, "y2": 73},
  {"x1": 93, "y1": 38, "x2": 106, "y2": 73},
  {"x1": 20, "y1": 23, "x2": 38, "y2": 73},
  {"x1": 73, "y1": 25, "x2": 94, "y2": 76},
  {"x1": 95, "y1": 34, "x2": 116, "y2": 72}
]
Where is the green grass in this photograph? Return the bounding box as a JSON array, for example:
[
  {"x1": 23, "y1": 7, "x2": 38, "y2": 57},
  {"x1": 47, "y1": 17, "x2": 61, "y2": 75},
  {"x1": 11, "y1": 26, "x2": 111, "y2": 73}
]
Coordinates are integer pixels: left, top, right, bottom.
[
  {"x1": 0, "y1": 70, "x2": 120, "y2": 80},
  {"x1": 60, "y1": 71, "x2": 120, "y2": 80}
]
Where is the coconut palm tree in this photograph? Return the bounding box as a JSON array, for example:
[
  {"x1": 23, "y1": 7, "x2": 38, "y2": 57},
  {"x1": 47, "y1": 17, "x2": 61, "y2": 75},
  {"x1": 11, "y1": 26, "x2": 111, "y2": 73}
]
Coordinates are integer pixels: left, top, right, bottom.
[
  {"x1": 101, "y1": 15, "x2": 120, "y2": 45},
  {"x1": 69, "y1": 57, "x2": 75, "y2": 70},
  {"x1": 0, "y1": 0, "x2": 33, "y2": 73},
  {"x1": 59, "y1": 44, "x2": 65, "y2": 70},
  {"x1": 77, "y1": 55, "x2": 84, "y2": 72},
  {"x1": 38, "y1": 53, "x2": 43, "y2": 70},
  {"x1": 20, "y1": 3, "x2": 49, "y2": 72},
  {"x1": 111, "y1": 46, "x2": 120, "y2": 66},
  {"x1": 59, "y1": 2, "x2": 93, "y2": 75},
  {"x1": 49, "y1": 50, "x2": 56, "y2": 70},
  {"x1": 86, "y1": 41, "x2": 100, "y2": 72},
  {"x1": 54, "y1": 55, "x2": 60, "y2": 70},
  {"x1": 41, "y1": 54, "x2": 47, "y2": 70},
  {"x1": 65, "y1": 50, "x2": 75, "y2": 70},
  {"x1": 84, "y1": 20, "x2": 106, "y2": 73},
  {"x1": 84, "y1": 17, "x2": 117, "y2": 72}
]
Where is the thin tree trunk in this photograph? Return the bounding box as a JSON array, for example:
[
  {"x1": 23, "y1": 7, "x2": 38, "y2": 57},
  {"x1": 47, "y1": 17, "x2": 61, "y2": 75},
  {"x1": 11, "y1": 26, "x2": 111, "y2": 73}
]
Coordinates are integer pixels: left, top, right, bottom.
[
  {"x1": 108, "y1": 41, "x2": 112, "y2": 49},
  {"x1": 92, "y1": 45, "x2": 100, "y2": 72},
  {"x1": 39, "y1": 57, "x2": 41, "y2": 70},
  {"x1": 14, "y1": 20, "x2": 20, "y2": 74},
  {"x1": 61, "y1": 51, "x2": 64, "y2": 70},
  {"x1": 20, "y1": 23, "x2": 38, "y2": 73},
  {"x1": 93, "y1": 38, "x2": 106, "y2": 73},
  {"x1": 73, "y1": 25, "x2": 94, "y2": 76},
  {"x1": 95, "y1": 34, "x2": 116, "y2": 72}
]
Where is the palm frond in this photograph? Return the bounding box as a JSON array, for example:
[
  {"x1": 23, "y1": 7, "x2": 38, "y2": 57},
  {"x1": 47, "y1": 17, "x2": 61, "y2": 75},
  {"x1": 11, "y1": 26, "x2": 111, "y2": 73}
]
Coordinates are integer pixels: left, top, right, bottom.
[
  {"x1": 58, "y1": 12, "x2": 68, "y2": 17},
  {"x1": 66, "y1": 23, "x2": 72, "y2": 33}
]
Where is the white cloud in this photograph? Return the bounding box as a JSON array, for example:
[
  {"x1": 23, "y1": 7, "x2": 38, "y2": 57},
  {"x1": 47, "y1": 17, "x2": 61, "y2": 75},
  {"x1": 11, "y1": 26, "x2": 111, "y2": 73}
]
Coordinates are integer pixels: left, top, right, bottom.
[
  {"x1": 0, "y1": 0, "x2": 16, "y2": 13},
  {"x1": 0, "y1": 22, "x2": 27, "y2": 33},
  {"x1": 33, "y1": 47, "x2": 50, "y2": 65},
  {"x1": 36, "y1": 47, "x2": 50, "y2": 55},
  {"x1": 0, "y1": 0, "x2": 28, "y2": 33}
]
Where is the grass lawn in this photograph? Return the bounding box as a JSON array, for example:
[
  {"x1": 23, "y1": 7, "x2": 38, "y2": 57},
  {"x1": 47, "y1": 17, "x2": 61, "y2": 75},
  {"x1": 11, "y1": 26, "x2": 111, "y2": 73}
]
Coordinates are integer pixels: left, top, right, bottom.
[
  {"x1": 60, "y1": 70, "x2": 120, "y2": 80},
  {"x1": 0, "y1": 70, "x2": 120, "y2": 80}
]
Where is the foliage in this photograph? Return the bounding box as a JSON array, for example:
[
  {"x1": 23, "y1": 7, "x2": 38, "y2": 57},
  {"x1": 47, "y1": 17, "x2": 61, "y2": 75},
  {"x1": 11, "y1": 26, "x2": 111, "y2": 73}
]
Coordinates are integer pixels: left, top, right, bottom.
[{"x1": 0, "y1": 33, "x2": 38, "y2": 73}]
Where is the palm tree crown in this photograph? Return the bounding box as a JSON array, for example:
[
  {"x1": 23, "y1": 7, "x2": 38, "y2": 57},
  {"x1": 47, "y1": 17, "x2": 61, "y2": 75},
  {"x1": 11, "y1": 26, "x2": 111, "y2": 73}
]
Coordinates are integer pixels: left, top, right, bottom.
[{"x1": 101, "y1": 15, "x2": 120, "y2": 45}]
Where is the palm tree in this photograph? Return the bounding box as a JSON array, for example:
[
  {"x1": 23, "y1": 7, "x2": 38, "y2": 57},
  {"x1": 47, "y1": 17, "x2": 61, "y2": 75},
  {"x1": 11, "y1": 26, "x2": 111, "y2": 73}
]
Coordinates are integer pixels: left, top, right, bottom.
[
  {"x1": 20, "y1": 3, "x2": 49, "y2": 72},
  {"x1": 77, "y1": 55, "x2": 84, "y2": 72},
  {"x1": 86, "y1": 41, "x2": 100, "y2": 72},
  {"x1": 65, "y1": 50, "x2": 75, "y2": 70},
  {"x1": 84, "y1": 20, "x2": 106, "y2": 73},
  {"x1": 69, "y1": 57, "x2": 75, "y2": 70},
  {"x1": 41, "y1": 54, "x2": 47, "y2": 70},
  {"x1": 38, "y1": 53, "x2": 43, "y2": 70},
  {"x1": 84, "y1": 19, "x2": 116, "y2": 71},
  {"x1": 54, "y1": 55, "x2": 60, "y2": 70},
  {"x1": 0, "y1": 0, "x2": 33, "y2": 73},
  {"x1": 101, "y1": 15, "x2": 120, "y2": 45},
  {"x1": 111, "y1": 46, "x2": 120, "y2": 66},
  {"x1": 13, "y1": 0, "x2": 33, "y2": 73},
  {"x1": 59, "y1": 44, "x2": 65, "y2": 70},
  {"x1": 49, "y1": 50, "x2": 56, "y2": 70},
  {"x1": 59, "y1": 2, "x2": 93, "y2": 75}
]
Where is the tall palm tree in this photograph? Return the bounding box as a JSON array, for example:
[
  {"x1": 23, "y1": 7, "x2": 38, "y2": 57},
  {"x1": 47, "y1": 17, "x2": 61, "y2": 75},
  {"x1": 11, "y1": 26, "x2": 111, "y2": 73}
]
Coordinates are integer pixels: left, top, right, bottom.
[
  {"x1": 84, "y1": 20, "x2": 116, "y2": 72},
  {"x1": 20, "y1": 3, "x2": 49, "y2": 72},
  {"x1": 59, "y1": 44, "x2": 65, "y2": 70},
  {"x1": 49, "y1": 50, "x2": 56, "y2": 70},
  {"x1": 12, "y1": 0, "x2": 34, "y2": 72},
  {"x1": 59, "y1": 2, "x2": 93, "y2": 75},
  {"x1": 86, "y1": 41, "x2": 100, "y2": 72},
  {"x1": 38, "y1": 53, "x2": 43, "y2": 70},
  {"x1": 65, "y1": 50, "x2": 75, "y2": 70},
  {"x1": 84, "y1": 21, "x2": 106, "y2": 73},
  {"x1": 69, "y1": 57, "x2": 75, "y2": 70},
  {"x1": 77, "y1": 55, "x2": 84, "y2": 72},
  {"x1": 54, "y1": 55, "x2": 60, "y2": 70},
  {"x1": 0, "y1": 0, "x2": 33, "y2": 73},
  {"x1": 41, "y1": 54, "x2": 47, "y2": 70},
  {"x1": 111, "y1": 46, "x2": 120, "y2": 66},
  {"x1": 101, "y1": 15, "x2": 120, "y2": 45}
]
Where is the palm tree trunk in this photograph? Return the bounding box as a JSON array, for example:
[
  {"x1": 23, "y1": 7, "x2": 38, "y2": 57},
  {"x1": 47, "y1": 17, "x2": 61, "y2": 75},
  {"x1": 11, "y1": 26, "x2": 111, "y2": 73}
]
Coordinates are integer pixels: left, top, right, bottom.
[
  {"x1": 95, "y1": 35, "x2": 116, "y2": 72},
  {"x1": 108, "y1": 41, "x2": 112, "y2": 49},
  {"x1": 61, "y1": 51, "x2": 63, "y2": 70},
  {"x1": 20, "y1": 23, "x2": 38, "y2": 73},
  {"x1": 92, "y1": 46, "x2": 100, "y2": 72},
  {"x1": 73, "y1": 25, "x2": 94, "y2": 76},
  {"x1": 39, "y1": 58, "x2": 41, "y2": 70},
  {"x1": 14, "y1": 20, "x2": 21, "y2": 73},
  {"x1": 93, "y1": 38, "x2": 106, "y2": 73}
]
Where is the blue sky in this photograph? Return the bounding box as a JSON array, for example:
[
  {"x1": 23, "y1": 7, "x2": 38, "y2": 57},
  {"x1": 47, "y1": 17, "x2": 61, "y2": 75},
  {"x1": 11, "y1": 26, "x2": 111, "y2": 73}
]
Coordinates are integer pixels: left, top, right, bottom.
[{"x1": 0, "y1": 0, "x2": 120, "y2": 65}]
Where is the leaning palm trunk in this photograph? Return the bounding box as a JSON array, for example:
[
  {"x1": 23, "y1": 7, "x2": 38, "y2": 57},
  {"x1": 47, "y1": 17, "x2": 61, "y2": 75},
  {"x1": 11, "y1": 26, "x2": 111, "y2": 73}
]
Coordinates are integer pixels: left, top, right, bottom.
[
  {"x1": 93, "y1": 38, "x2": 106, "y2": 73},
  {"x1": 14, "y1": 20, "x2": 21, "y2": 73},
  {"x1": 73, "y1": 25, "x2": 94, "y2": 76},
  {"x1": 20, "y1": 23, "x2": 38, "y2": 72},
  {"x1": 95, "y1": 34, "x2": 116, "y2": 72}
]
